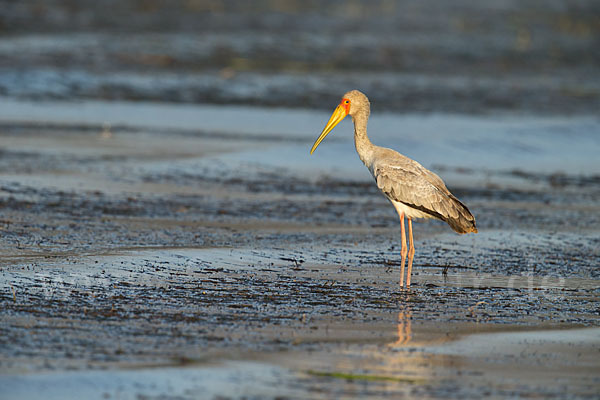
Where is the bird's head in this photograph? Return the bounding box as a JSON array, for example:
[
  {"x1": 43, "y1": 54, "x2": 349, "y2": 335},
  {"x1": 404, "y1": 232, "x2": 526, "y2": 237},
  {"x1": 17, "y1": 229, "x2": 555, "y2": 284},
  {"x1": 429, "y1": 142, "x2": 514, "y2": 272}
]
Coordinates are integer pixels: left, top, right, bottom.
[{"x1": 310, "y1": 90, "x2": 370, "y2": 154}]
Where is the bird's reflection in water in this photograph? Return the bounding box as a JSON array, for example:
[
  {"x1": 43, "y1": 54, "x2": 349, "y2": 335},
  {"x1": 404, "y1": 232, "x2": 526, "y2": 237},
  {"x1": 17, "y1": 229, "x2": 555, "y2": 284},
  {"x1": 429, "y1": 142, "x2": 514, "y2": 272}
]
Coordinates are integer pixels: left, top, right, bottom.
[{"x1": 391, "y1": 307, "x2": 412, "y2": 347}]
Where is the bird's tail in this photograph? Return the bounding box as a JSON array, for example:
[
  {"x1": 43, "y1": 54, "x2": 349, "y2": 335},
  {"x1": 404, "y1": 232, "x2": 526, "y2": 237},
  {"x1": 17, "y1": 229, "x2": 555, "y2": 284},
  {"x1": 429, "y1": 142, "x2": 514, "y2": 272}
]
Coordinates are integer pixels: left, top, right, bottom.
[{"x1": 445, "y1": 196, "x2": 478, "y2": 234}]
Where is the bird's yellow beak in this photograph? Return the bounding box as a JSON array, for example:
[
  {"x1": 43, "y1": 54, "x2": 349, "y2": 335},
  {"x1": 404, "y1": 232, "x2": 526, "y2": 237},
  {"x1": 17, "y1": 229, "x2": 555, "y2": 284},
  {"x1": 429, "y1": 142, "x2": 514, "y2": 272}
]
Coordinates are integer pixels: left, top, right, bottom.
[{"x1": 310, "y1": 104, "x2": 348, "y2": 154}]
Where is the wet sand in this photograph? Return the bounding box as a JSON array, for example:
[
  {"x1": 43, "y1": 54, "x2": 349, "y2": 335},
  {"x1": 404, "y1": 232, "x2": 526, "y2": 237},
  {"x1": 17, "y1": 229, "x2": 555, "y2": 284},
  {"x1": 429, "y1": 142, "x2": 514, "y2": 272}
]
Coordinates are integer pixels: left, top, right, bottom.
[{"x1": 1, "y1": 99, "x2": 599, "y2": 398}]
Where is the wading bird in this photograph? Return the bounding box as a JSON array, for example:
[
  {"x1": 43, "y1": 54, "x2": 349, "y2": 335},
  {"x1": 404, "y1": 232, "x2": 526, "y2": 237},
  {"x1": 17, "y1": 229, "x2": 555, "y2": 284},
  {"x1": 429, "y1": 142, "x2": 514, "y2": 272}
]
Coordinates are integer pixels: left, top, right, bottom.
[{"x1": 310, "y1": 90, "x2": 477, "y2": 288}]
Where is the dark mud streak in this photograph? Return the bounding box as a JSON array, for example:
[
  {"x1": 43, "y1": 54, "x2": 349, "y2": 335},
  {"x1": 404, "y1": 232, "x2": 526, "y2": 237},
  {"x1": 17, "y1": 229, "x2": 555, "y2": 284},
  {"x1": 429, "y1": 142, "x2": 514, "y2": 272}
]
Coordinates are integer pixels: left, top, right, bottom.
[
  {"x1": 1, "y1": 166, "x2": 599, "y2": 279},
  {"x1": 2, "y1": 254, "x2": 598, "y2": 371}
]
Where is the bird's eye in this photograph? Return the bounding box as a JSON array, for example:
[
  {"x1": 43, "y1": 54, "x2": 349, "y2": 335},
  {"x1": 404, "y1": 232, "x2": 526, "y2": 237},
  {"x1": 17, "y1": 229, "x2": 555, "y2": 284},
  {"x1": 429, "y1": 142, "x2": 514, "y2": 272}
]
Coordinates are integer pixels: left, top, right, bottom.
[{"x1": 344, "y1": 100, "x2": 350, "y2": 104}]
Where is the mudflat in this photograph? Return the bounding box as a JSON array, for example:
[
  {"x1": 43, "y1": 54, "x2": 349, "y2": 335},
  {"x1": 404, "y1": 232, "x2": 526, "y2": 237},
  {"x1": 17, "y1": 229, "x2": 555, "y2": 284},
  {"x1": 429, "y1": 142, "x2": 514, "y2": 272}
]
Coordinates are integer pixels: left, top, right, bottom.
[{"x1": 1, "y1": 99, "x2": 599, "y2": 399}]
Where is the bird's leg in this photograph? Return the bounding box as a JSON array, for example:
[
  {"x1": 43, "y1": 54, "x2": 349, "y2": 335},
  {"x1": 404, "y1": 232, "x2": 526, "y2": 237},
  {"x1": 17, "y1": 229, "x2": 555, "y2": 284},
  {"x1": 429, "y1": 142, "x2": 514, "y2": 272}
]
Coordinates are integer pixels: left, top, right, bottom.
[
  {"x1": 399, "y1": 212, "x2": 407, "y2": 288},
  {"x1": 406, "y1": 218, "x2": 415, "y2": 287}
]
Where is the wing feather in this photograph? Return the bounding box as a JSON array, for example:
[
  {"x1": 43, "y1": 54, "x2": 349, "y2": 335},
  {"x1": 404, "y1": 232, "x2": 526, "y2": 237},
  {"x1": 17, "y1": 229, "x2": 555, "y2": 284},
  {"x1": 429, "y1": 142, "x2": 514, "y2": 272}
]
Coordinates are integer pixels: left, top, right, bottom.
[{"x1": 371, "y1": 149, "x2": 477, "y2": 234}]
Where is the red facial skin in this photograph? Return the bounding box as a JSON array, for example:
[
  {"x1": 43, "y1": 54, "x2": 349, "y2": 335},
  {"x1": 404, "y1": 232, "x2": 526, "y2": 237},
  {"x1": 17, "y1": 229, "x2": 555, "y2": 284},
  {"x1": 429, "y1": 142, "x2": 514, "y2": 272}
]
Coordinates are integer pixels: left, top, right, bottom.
[{"x1": 340, "y1": 98, "x2": 351, "y2": 114}]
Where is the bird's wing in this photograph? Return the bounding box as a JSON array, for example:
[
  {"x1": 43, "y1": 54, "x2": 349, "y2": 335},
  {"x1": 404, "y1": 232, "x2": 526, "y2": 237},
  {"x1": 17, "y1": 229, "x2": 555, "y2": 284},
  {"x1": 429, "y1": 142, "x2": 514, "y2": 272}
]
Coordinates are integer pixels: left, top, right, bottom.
[
  {"x1": 374, "y1": 162, "x2": 459, "y2": 221},
  {"x1": 371, "y1": 149, "x2": 477, "y2": 233}
]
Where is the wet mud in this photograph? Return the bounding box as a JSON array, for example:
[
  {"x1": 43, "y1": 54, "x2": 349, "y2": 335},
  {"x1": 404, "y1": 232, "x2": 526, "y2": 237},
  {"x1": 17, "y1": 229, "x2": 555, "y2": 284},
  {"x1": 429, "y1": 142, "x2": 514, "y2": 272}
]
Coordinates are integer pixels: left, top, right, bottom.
[
  {"x1": 1, "y1": 102, "x2": 599, "y2": 398},
  {"x1": 2, "y1": 0, "x2": 599, "y2": 397}
]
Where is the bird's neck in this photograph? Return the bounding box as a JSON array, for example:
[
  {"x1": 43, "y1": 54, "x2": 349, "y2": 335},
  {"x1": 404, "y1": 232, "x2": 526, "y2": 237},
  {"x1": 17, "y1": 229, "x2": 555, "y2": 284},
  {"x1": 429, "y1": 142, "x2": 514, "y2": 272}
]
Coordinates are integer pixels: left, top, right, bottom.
[{"x1": 352, "y1": 112, "x2": 375, "y2": 166}]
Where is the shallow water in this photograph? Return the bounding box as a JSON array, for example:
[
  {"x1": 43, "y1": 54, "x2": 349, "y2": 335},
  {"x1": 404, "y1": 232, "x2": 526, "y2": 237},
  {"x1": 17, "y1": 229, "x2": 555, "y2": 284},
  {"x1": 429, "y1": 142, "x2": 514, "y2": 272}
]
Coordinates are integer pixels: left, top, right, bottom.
[
  {"x1": 2, "y1": 97, "x2": 599, "y2": 184},
  {"x1": 3, "y1": 326, "x2": 599, "y2": 400},
  {"x1": 1, "y1": 98, "x2": 599, "y2": 399},
  {"x1": 2, "y1": 1, "x2": 600, "y2": 397}
]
